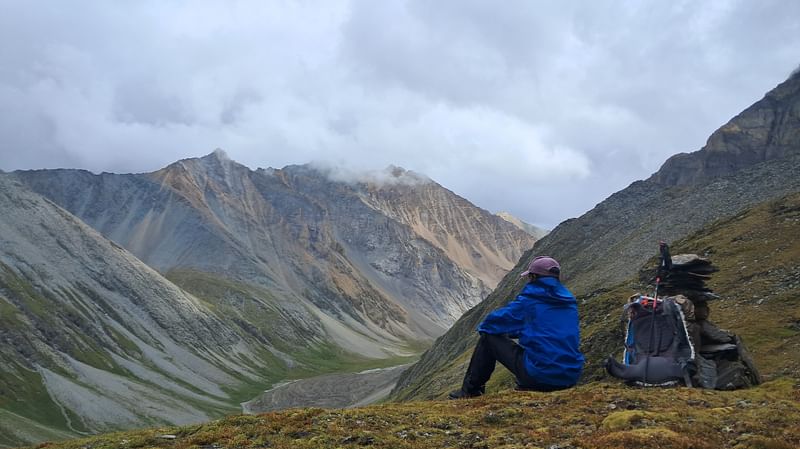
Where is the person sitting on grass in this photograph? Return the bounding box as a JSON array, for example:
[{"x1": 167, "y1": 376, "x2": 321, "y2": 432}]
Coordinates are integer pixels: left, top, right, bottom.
[{"x1": 449, "y1": 256, "x2": 584, "y2": 399}]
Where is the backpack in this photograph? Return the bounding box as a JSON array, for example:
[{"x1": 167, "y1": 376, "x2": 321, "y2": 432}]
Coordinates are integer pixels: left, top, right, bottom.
[
  {"x1": 605, "y1": 295, "x2": 696, "y2": 386},
  {"x1": 605, "y1": 295, "x2": 762, "y2": 389},
  {"x1": 609, "y1": 244, "x2": 761, "y2": 389}
]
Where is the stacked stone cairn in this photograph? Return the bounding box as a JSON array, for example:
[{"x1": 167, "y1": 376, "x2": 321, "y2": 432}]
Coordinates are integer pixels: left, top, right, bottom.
[{"x1": 639, "y1": 254, "x2": 762, "y2": 389}]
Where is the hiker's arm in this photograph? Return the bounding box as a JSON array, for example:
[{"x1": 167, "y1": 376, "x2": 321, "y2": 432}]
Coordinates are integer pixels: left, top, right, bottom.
[{"x1": 477, "y1": 297, "x2": 527, "y2": 336}]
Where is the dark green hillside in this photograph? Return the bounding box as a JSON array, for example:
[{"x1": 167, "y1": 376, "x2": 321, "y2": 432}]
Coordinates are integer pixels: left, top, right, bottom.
[
  {"x1": 392, "y1": 191, "x2": 800, "y2": 400},
  {"x1": 581, "y1": 191, "x2": 800, "y2": 382}
]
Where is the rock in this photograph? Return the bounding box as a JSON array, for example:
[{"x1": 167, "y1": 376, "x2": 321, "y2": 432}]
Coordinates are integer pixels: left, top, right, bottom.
[{"x1": 651, "y1": 71, "x2": 800, "y2": 186}]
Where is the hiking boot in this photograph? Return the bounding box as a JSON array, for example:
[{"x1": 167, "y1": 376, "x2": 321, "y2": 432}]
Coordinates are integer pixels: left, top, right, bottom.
[{"x1": 447, "y1": 389, "x2": 482, "y2": 399}]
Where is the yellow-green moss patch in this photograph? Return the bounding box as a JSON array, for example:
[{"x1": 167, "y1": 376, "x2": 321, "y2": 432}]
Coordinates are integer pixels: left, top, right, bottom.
[{"x1": 601, "y1": 410, "x2": 657, "y2": 431}]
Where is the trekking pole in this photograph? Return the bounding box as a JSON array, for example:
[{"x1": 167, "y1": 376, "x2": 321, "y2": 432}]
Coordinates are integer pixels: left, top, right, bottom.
[
  {"x1": 643, "y1": 241, "x2": 670, "y2": 384},
  {"x1": 654, "y1": 241, "x2": 671, "y2": 299}
]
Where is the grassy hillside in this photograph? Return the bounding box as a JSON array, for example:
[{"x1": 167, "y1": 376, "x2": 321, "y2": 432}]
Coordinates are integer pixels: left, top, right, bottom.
[
  {"x1": 392, "y1": 191, "x2": 800, "y2": 400},
  {"x1": 388, "y1": 72, "x2": 800, "y2": 399},
  {"x1": 580, "y1": 190, "x2": 800, "y2": 382},
  {"x1": 165, "y1": 269, "x2": 421, "y2": 378},
  {"x1": 25, "y1": 380, "x2": 800, "y2": 449}
]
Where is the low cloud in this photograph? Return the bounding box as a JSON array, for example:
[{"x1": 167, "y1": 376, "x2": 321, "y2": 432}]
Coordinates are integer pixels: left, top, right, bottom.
[{"x1": 307, "y1": 162, "x2": 431, "y2": 187}]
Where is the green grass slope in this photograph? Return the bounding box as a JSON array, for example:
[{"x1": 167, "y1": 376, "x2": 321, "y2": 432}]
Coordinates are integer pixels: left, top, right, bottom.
[
  {"x1": 392, "y1": 191, "x2": 800, "y2": 400},
  {"x1": 580, "y1": 191, "x2": 800, "y2": 382},
  {"x1": 165, "y1": 269, "x2": 421, "y2": 379},
  {"x1": 0, "y1": 410, "x2": 74, "y2": 449}
]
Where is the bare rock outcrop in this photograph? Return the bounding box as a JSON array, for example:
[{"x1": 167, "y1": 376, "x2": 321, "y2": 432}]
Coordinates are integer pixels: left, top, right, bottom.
[{"x1": 651, "y1": 70, "x2": 800, "y2": 186}]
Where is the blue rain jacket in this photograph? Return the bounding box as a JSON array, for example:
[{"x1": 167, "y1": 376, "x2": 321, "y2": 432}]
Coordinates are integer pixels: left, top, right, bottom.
[{"x1": 478, "y1": 276, "x2": 584, "y2": 387}]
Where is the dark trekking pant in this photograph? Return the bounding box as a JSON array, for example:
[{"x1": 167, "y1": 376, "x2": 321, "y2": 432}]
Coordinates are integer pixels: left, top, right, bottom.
[{"x1": 461, "y1": 333, "x2": 567, "y2": 394}]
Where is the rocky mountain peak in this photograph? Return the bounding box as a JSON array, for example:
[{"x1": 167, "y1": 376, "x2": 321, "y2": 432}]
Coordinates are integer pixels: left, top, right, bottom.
[
  {"x1": 166, "y1": 148, "x2": 238, "y2": 174},
  {"x1": 207, "y1": 148, "x2": 231, "y2": 161},
  {"x1": 650, "y1": 71, "x2": 800, "y2": 186},
  {"x1": 375, "y1": 166, "x2": 421, "y2": 185},
  {"x1": 496, "y1": 212, "x2": 549, "y2": 239},
  {"x1": 195, "y1": 148, "x2": 240, "y2": 175},
  {"x1": 379, "y1": 165, "x2": 430, "y2": 186},
  {"x1": 387, "y1": 165, "x2": 407, "y2": 177},
  {"x1": 152, "y1": 150, "x2": 255, "y2": 203}
]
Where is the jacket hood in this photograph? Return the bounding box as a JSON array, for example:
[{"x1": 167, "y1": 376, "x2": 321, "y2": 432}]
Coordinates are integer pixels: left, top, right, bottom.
[{"x1": 525, "y1": 276, "x2": 576, "y2": 303}]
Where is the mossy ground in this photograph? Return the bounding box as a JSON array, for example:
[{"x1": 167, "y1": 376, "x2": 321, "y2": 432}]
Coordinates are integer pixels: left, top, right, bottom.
[{"x1": 28, "y1": 379, "x2": 800, "y2": 449}]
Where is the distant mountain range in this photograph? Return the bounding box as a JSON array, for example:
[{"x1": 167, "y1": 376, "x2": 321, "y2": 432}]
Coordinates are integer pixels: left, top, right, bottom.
[
  {"x1": 392, "y1": 70, "x2": 800, "y2": 400},
  {"x1": 0, "y1": 156, "x2": 535, "y2": 446}
]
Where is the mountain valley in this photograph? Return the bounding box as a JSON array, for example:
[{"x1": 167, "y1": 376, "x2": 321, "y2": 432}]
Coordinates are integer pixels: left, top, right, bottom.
[{"x1": 0, "y1": 159, "x2": 535, "y2": 446}]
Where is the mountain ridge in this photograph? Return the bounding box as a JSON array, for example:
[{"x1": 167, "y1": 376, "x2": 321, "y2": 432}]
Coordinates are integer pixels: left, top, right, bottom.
[
  {"x1": 11, "y1": 155, "x2": 535, "y2": 342},
  {"x1": 496, "y1": 212, "x2": 549, "y2": 239},
  {"x1": 392, "y1": 70, "x2": 800, "y2": 400},
  {"x1": 650, "y1": 69, "x2": 800, "y2": 186}
]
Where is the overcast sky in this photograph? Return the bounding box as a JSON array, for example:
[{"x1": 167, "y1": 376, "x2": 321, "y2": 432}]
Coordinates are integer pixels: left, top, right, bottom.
[{"x1": 1, "y1": 1, "x2": 799, "y2": 228}]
